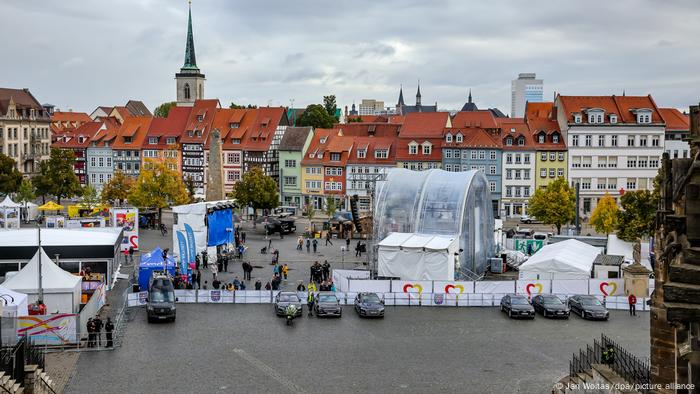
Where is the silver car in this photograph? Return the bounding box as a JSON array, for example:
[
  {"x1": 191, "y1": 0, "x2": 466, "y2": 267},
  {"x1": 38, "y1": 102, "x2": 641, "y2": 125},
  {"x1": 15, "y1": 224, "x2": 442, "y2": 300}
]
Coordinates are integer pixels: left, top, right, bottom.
[{"x1": 314, "y1": 292, "x2": 342, "y2": 317}]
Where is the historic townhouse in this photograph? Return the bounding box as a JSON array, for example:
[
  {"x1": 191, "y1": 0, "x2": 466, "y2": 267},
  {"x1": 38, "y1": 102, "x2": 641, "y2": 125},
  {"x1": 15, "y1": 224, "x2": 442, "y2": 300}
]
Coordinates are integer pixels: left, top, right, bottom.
[
  {"x1": 278, "y1": 126, "x2": 313, "y2": 207},
  {"x1": 345, "y1": 136, "x2": 395, "y2": 212},
  {"x1": 53, "y1": 121, "x2": 104, "y2": 186},
  {"x1": 112, "y1": 117, "x2": 152, "y2": 178},
  {"x1": 214, "y1": 108, "x2": 250, "y2": 193},
  {"x1": 395, "y1": 112, "x2": 450, "y2": 170},
  {"x1": 180, "y1": 99, "x2": 219, "y2": 195},
  {"x1": 555, "y1": 95, "x2": 666, "y2": 215},
  {"x1": 86, "y1": 119, "x2": 120, "y2": 191},
  {"x1": 142, "y1": 106, "x2": 190, "y2": 174},
  {"x1": 240, "y1": 107, "x2": 289, "y2": 184},
  {"x1": 659, "y1": 107, "x2": 690, "y2": 159},
  {"x1": 301, "y1": 129, "x2": 334, "y2": 210},
  {"x1": 497, "y1": 118, "x2": 535, "y2": 218},
  {"x1": 0, "y1": 88, "x2": 52, "y2": 176},
  {"x1": 525, "y1": 102, "x2": 568, "y2": 190},
  {"x1": 321, "y1": 134, "x2": 353, "y2": 209}
]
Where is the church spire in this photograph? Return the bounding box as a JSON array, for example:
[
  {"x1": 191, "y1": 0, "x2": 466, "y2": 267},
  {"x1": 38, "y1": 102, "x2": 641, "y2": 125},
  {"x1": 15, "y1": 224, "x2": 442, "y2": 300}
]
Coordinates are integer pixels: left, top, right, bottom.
[
  {"x1": 468, "y1": 89, "x2": 472, "y2": 103},
  {"x1": 183, "y1": 0, "x2": 198, "y2": 70},
  {"x1": 416, "y1": 80, "x2": 422, "y2": 107},
  {"x1": 397, "y1": 85, "x2": 405, "y2": 106}
]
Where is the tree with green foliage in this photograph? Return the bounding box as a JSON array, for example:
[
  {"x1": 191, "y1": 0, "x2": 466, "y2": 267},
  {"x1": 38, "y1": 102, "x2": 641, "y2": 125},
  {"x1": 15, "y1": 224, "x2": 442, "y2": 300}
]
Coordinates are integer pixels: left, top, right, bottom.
[
  {"x1": 184, "y1": 176, "x2": 196, "y2": 202},
  {"x1": 229, "y1": 103, "x2": 258, "y2": 109},
  {"x1": 101, "y1": 170, "x2": 134, "y2": 206},
  {"x1": 325, "y1": 196, "x2": 337, "y2": 218},
  {"x1": 528, "y1": 177, "x2": 576, "y2": 234},
  {"x1": 589, "y1": 193, "x2": 619, "y2": 235},
  {"x1": 44, "y1": 148, "x2": 82, "y2": 204},
  {"x1": 616, "y1": 190, "x2": 657, "y2": 241},
  {"x1": 81, "y1": 184, "x2": 101, "y2": 210},
  {"x1": 297, "y1": 104, "x2": 336, "y2": 129},
  {"x1": 230, "y1": 167, "x2": 278, "y2": 221},
  {"x1": 128, "y1": 160, "x2": 189, "y2": 224},
  {"x1": 323, "y1": 95, "x2": 338, "y2": 119},
  {"x1": 0, "y1": 153, "x2": 22, "y2": 196},
  {"x1": 16, "y1": 178, "x2": 35, "y2": 222},
  {"x1": 32, "y1": 161, "x2": 52, "y2": 204},
  {"x1": 154, "y1": 102, "x2": 176, "y2": 118},
  {"x1": 303, "y1": 203, "x2": 315, "y2": 221}
]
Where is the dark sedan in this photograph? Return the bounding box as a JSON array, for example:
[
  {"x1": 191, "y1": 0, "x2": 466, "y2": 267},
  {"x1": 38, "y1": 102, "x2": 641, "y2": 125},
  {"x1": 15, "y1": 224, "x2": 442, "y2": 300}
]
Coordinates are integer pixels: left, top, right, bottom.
[
  {"x1": 314, "y1": 292, "x2": 342, "y2": 317},
  {"x1": 500, "y1": 294, "x2": 535, "y2": 319},
  {"x1": 568, "y1": 295, "x2": 609, "y2": 320},
  {"x1": 354, "y1": 292, "x2": 385, "y2": 318},
  {"x1": 532, "y1": 295, "x2": 570, "y2": 319},
  {"x1": 274, "y1": 292, "x2": 303, "y2": 317}
]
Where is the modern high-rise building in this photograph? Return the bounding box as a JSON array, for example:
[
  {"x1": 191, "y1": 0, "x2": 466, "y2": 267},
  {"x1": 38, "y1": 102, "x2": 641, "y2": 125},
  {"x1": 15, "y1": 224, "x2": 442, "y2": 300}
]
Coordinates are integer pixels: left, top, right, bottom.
[{"x1": 511, "y1": 73, "x2": 543, "y2": 118}]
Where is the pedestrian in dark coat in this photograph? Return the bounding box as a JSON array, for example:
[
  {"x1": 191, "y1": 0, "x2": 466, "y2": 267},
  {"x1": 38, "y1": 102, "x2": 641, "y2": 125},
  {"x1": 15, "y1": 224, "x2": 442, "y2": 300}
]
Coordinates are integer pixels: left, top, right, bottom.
[
  {"x1": 312, "y1": 239, "x2": 318, "y2": 253},
  {"x1": 105, "y1": 318, "x2": 115, "y2": 348},
  {"x1": 322, "y1": 261, "x2": 331, "y2": 281},
  {"x1": 306, "y1": 238, "x2": 311, "y2": 253},
  {"x1": 94, "y1": 317, "x2": 103, "y2": 347},
  {"x1": 241, "y1": 232, "x2": 246, "y2": 243},
  {"x1": 325, "y1": 232, "x2": 333, "y2": 246}
]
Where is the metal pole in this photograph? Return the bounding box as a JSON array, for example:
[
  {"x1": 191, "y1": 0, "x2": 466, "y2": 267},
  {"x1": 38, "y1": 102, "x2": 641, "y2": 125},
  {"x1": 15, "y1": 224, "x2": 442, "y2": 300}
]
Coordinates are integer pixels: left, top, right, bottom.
[
  {"x1": 575, "y1": 182, "x2": 580, "y2": 235},
  {"x1": 37, "y1": 226, "x2": 43, "y2": 304}
]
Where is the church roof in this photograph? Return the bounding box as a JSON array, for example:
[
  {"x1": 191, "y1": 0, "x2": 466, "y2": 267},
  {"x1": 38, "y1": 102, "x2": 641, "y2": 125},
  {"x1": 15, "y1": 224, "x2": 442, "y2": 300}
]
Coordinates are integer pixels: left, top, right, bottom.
[{"x1": 182, "y1": 3, "x2": 198, "y2": 71}]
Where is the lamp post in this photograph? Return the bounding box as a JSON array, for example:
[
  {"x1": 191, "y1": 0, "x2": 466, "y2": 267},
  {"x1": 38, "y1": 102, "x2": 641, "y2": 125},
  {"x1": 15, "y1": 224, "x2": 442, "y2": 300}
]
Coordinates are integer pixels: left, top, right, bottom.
[{"x1": 37, "y1": 225, "x2": 44, "y2": 304}]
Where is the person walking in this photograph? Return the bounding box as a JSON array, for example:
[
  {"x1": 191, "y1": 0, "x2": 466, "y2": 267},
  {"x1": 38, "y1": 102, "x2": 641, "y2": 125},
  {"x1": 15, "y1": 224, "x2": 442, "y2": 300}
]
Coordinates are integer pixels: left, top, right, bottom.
[
  {"x1": 201, "y1": 251, "x2": 208, "y2": 269},
  {"x1": 346, "y1": 237, "x2": 351, "y2": 250},
  {"x1": 241, "y1": 231, "x2": 247, "y2": 244},
  {"x1": 268, "y1": 238, "x2": 272, "y2": 252},
  {"x1": 242, "y1": 261, "x2": 250, "y2": 280},
  {"x1": 128, "y1": 246, "x2": 135, "y2": 264},
  {"x1": 105, "y1": 317, "x2": 115, "y2": 348},
  {"x1": 628, "y1": 293, "x2": 637, "y2": 316},
  {"x1": 297, "y1": 236, "x2": 303, "y2": 251},
  {"x1": 322, "y1": 260, "x2": 330, "y2": 281},
  {"x1": 223, "y1": 254, "x2": 229, "y2": 273},
  {"x1": 306, "y1": 238, "x2": 311, "y2": 253},
  {"x1": 312, "y1": 238, "x2": 318, "y2": 253},
  {"x1": 282, "y1": 263, "x2": 289, "y2": 280},
  {"x1": 355, "y1": 241, "x2": 362, "y2": 257},
  {"x1": 325, "y1": 232, "x2": 333, "y2": 246}
]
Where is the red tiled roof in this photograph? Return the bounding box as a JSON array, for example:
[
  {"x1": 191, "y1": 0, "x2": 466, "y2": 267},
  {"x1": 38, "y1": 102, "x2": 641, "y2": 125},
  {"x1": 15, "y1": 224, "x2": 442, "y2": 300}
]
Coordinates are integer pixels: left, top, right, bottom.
[
  {"x1": 388, "y1": 115, "x2": 405, "y2": 124},
  {"x1": 333, "y1": 123, "x2": 401, "y2": 138},
  {"x1": 394, "y1": 138, "x2": 443, "y2": 162},
  {"x1": 525, "y1": 102, "x2": 555, "y2": 121},
  {"x1": 322, "y1": 135, "x2": 354, "y2": 166},
  {"x1": 451, "y1": 110, "x2": 498, "y2": 129},
  {"x1": 239, "y1": 107, "x2": 287, "y2": 152},
  {"x1": 51, "y1": 111, "x2": 91, "y2": 123},
  {"x1": 659, "y1": 108, "x2": 689, "y2": 131},
  {"x1": 557, "y1": 95, "x2": 662, "y2": 124},
  {"x1": 346, "y1": 136, "x2": 396, "y2": 165},
  {"x1": 399, "y1": 112, "x2": 450, "y2": 138},
  {"x1": 524, "y1": 104, "x2": 566, "y2": 151},
  {"x1": 443, "y1": 127, "x2": 501, "y2": 149},
  {"x1": 52, "y1": 121, "x2": 104, "y2": 149},
  {"x1": 112, "y1": 117, "x2": 153, "y2": 150},
  {"x1": 142, "y1": 107, "x2": 191, "y2": 149},
  {"x1": 344, "y1": 115, "x2": 388, "y2": 123},
  {"x1": 180, "y1": 99, "x2": 220, "y2": 144},
  {"x1": 301, "y1": 129, "x2": 335, "y2": 166}
]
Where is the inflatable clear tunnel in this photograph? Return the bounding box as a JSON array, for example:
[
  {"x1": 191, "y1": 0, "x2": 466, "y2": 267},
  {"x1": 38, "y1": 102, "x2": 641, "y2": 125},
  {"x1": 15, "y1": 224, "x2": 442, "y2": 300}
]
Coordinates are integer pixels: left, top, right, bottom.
[{"x1": 374, "y1": 168, "x2": 495, "y2": 279}]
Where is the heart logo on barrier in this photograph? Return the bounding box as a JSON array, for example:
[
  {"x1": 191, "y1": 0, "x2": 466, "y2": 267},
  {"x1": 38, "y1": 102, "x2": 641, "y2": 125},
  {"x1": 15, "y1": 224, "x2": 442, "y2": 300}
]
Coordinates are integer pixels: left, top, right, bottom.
[
  {"x1": 444, "y1": 284, "x2": 465, "y2": 294},
  {"x1": 403, "y1": 283, "x2": 423, "y2": 293},
  {"x1": 599, "y1": 282, "x2": 617, "y2": 296},
  {"x1": 525, "y1": 283, "x2": 543, "y2": 296}
]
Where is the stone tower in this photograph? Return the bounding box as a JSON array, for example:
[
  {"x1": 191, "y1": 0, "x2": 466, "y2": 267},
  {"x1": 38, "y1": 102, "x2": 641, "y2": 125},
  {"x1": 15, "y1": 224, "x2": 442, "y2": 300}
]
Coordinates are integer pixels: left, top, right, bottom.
[
  {"x1": 206, "y1": 129, "x2": 225, "y2": 201},
  {"x1": 176, "y1": 1, "x2": 205, "y2": 107}
]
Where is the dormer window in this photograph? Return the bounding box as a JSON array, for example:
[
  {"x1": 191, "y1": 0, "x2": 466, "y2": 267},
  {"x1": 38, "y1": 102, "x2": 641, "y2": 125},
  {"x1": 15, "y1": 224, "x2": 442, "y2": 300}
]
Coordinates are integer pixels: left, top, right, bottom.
[
  {"x1": 552, "y1": 134, "x2": 560, "y2": 143},
  {"x1": 124, "y1": 136, "x2": 132, "y2": 144},
  {"x1": 232, "y1": 138, "x2": 241, "y2": 144},
  {"x1": 166, "y1": 137, "x2": 176, "y2": 145},
  {"x1": 609, "y1": 114, "x2": 617, "y2": 124},
  {"x1": 195, "y1": 130, "x2": 202, "y2": 137},
  {"x1": 197, "y1": 115, "x2": 204, "y2": 122},
  {"x1": 78, "y1": 136, "x2": 85, "y2": 144},
  {"x1": 375, "y1": 149, "x2": 388, "y2": 159},
  {"x1": 318, "y1": 152, "x2": 324, "y2": 159},
  {"x1": 445, "y1": 133, "x2": 453, "y2": 143},
  {"x1": 230, "y1": 122, "x2": 240, "y2": 129},
  {"x1": 456, "y1": 133, "x2": 463, "y2": 143},
  {"x1": 330, "y1": 153, "x2": 341, "y2": 161},
  {"x1": 357, "y1": 149, "x2": 366, "y2": 158},
  {"x1": 148, "y1": 137, "x2": 158, "y2": 144},
  {"x1": 320, "y1": 137, "x2": 327, "y2": 144},
  {"x1": 422, "y1": 142, "x2": 432, "y2": 155},
  {"x1": 505, "y1": 137, "x2": 513, "y2": 146},
  {"x1": 636, "y1": 110, "x2": 652, "y2": 124},
  {"x1": 573, "y1": 114, "x2": 582, "y2": 124},
  {"x1": 408, "y1": 142, "x2": 418, "y2": 155},
  {"x1": 538, "y1": 133, "x2": 545, "y2": 143},
  {"x1": 517, "y1": 136, "x2": 525, "y2": 146},
  {"x1": 587, "y1": 109, "x2": 604, "y2": 124}
]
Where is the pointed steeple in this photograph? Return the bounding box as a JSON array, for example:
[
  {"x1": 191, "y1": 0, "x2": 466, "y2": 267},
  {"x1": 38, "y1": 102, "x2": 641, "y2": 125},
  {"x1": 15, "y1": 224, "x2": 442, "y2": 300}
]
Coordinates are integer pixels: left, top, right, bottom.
[
  {"x1": 468, "y1": 89, "x2": 472, "y2": 103},
  {"x1": 182, "y1": 0, "x2": 198, "y2": 70},
  {"x1": 416, "y1": 80, "x2": 422, "y2": 107},
  {"x1": 397, "y1": 85, "x2": 405, "y2": 106}
]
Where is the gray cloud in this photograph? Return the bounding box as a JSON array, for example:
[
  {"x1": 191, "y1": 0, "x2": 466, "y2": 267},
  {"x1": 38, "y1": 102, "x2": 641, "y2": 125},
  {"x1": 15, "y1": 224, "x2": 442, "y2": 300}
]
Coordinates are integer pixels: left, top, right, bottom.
[{"x1": 1, "y1": 0, "x2": 698, "y2": 113}]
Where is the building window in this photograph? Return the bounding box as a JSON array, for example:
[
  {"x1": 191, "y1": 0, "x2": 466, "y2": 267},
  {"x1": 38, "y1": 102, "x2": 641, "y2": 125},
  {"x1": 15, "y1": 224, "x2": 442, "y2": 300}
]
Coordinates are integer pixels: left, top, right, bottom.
[
  {"x1": 572, "y1": 135, "x2": 579, "y2": 146},
  {"x1": 610, "y1": 114, "x2": 617, "y2": 124},
  {"x1": 540, "y1": 169, "x2": 547, "y2": 178},
  {"x1": 166, "y1": 137, "x2": 176, "y2": 145},
  {"x1": 490, "y1": 151, "x2": 496, "y2": 160},
  {"x1": 549, "y1": 169, "x2": 556, "y2": 178},
  {"x1": 552, "y1": 134, "x2": 560, "y2": 143},
  {"x1": 524, "y1": 154, "x2": 530, "y2": 164},
  {"x1": 517, "y1": 137, "x2": 525, "y2": 146},
  {"x1": 489, "y1": 181, "x2": 497, "y2": 192},
  {"x1": 505, "y1": 137, "x2": 513, "y2": 146},
  {"x1": 514, "y1": 169, "x2": 521, "y2": 180},
  {"x1": 489, "y1": 165, "x2": 496, "y2": 175},
  {"x1": 638, "y1": 157, "x2": 648, "y2": 168},
  {"x1": 106, "y1": 157, "x2": 111, "y2": 167},
  {"x1": 515, "y1": 154, "x2": 522, "y2": 164},
  {"x1": 524, "y1": 169, "x2": 530, "y2": 180},
  {"x1": 471, "y1": 150, "x2": 478, "y2": 160},
  {"x1": 524, "y1": 187, "x2": 530, "y2": 197},
  {"x1": 461, "y1": 150, "x2": 468, "y2": 159},
  {"x1": 409, "y1": 144, "x2": 417, "y2": 155},
  {"x1": 549, "y1": 152, "x2": 556, "y2": 161},
  {"x1": 627, "y1": 157, "x2": 637, "y2": 168},
  {"x1": 357, "y1": 149, "x2": 366, "y2": 158},
  {"x1": 98, "y1": 157, "x2": 104, "y2": 167},
  {"x1": 184, "y1": 84, "x2": 191, "y2": 100},
  {"x1": 540, "y1": 152, "x2": 547, "y2": 161},
  {"x1": 650, "y1": 158, "x2": 659, "y2": 168},
  {"x1": 90, "y1": 157, "x2": 96, "y2": 167},
  {"x1": 538, "y1": 134, "x2": 545, "y2": 143},
  {"x1": 506, "y1": 186, "x2": 512, "y2": 197},
  {"x1": 652, "y1": 136, "x2": 660, "y2": 147},
  {"x1": 445, "y1": 134, "x2": 452, "y2": 143},
  {"x1": 627, "y1": 136, "x2": 635, "y2": 147},
  {"x1": 375, "y1": 149, "x2": 388, "y2": 159},
  {"x1": 557, "y1": 152, "x2": 564, "y2": 161},
  {"x1": 583, "y1": 198, "x2": 591, "y2": 213},
  {"x1": 456, "y1": 134, "x2": 463, "y2": 143},
  {"x1": 445, "y1": 164, "x2": 452, "y2": 172},
  {"x1": 557, "y1": 168, "x2": 564, "y2": 177},
  {"x1": 284, "y1": 159, "x2": 296, "y2": 168},
  {"x1": 330, "y1": 153, "x2": 341, "y2": 161},
  {"x1": 445, "y1": 149, "x2": 452, "y2": 159},
  {"x1": 640, "y1": 136, "x2": 648, "y2": 147},
  {"x1": 626, "y1": 179, "x2": 637, "y2": 190},
  {"x1": 585, "y1": 135, "x2": 592, "y2": 147},
  {"x1": 506, "y1": 169, "x2": 512, "y2": 180},
  {"x1": 148, "y1": 137, "x2": 158, "y2": 145},
  {"x1": 422, "y1": 145, "x2": 431, "y2": 155},
  {"x1": 598, "y1": 135, "x2": 605, "y2": 146},
  {"x1": 478, "y1": 151, "x2": 485, "y2": 160},
  {"x1": 283, "y1": 176, "x2": 296, "y2": 186},
  {"x1": 581, "y1": 179, "x2": 591, "y2": 190},
  {"x1": 574, "y1": 114, "x2": 582, "y2": 123},
  {"x1": 91, "y1": 173, "x2": 96, "y2": 183}
]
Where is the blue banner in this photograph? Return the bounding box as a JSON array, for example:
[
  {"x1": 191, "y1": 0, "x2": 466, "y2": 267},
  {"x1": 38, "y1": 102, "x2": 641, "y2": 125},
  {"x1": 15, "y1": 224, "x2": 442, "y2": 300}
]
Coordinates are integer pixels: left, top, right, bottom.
[
  {"x1": 207, "y1": 209, "x2": 234, "y2": 246},
  {"x1": 177, "y1": 231, "x2": 188, "y2": 273},
  {"x1": 184, "y1": 223, "x2": 196, "y2": 264}
]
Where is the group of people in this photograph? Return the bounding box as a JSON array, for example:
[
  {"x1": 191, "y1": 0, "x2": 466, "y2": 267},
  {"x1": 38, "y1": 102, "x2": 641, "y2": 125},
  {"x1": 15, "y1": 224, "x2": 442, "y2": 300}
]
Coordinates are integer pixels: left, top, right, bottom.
[
  {"x1": 309, "y1": 261, "x2": 331, "y2": 283},
  {"x1": 86, "y1": 316, "x2": 114, "y2": 348}
]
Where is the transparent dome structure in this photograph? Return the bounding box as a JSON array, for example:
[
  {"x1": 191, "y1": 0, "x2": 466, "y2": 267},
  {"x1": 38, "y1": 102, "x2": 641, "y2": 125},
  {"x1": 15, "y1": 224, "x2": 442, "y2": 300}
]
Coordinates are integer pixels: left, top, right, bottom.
[{"x1": 374, "y1": 169, "x2": 495, "y2": 279}]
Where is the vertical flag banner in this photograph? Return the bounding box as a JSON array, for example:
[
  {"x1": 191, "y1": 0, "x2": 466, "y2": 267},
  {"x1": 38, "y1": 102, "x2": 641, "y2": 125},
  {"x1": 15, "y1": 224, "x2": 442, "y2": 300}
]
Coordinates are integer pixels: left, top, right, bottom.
[
  {"x1": 177, "y1": 231, "x2": 188, "y2": 273},
  {"x1": 184, "y1": 223, "x2": 196, "y2": 263}
]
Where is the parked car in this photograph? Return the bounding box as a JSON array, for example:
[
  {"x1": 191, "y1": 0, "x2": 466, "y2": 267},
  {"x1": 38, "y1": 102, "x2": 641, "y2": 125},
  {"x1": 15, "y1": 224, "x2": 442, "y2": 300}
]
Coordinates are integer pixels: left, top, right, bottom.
[
  {"x1": 354, "y1": 292, "x2": 385, "y2": 318},
  {"x1": 520, "y1": 215, "x2": 539, "y2": 224},
  {"x1": 532, "y1": 295, "x2": 570, "y2": 318},
  {"x1": 568, "y1": 295, "x2": 609, "y2": 320},
  {"x1": 499, "y1": 294, "x2": 535, "y2": 319},
  {"x1": 147, "y1": 273, "x2": 177, "y2": 323},
  {"x1": 274, "y1": 292, "x2": 303, "y2": 317},
  {"x1": 314, "y1": 292, "x2": 342, "y2": 317}
]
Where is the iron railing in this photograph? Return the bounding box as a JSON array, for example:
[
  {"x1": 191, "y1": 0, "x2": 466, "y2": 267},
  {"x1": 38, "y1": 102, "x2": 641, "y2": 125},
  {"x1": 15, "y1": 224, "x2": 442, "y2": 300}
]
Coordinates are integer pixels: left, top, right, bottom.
[
  {"x1": 0, "y1": 337, "x2": 45, "y2": 386},
  {"x1": 569, "y1": 334, "x2": 650, "y2": 393}
]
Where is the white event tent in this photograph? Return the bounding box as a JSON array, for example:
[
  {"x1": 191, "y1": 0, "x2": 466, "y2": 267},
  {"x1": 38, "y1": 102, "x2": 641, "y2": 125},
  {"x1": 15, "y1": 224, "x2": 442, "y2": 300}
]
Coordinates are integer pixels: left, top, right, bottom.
[
  {"x1": 378, "y1": 232, "x2": 459, "y2": 280},
  {"x1": 0, "y1": 196, "x2": 21, "y2": 229},
  {"x1": 0, "y1": 285, "x2": 29, "y2": 317},
  {"x1": 518, "y1": 239, "x2": 601, "y2": 280},
  {"x1": 2, "y1": 248, "x2": 81, "y2": 313}
]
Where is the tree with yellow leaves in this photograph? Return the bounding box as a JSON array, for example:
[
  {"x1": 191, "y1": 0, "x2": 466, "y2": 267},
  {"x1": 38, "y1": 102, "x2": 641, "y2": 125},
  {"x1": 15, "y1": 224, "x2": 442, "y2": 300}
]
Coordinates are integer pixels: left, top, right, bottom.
[
  {"x1": 589, "y1": 192, "x2": 619, "y2": 235},
  {"x1": 128, "y1": 159, "x2": 189, "y2": 225}
]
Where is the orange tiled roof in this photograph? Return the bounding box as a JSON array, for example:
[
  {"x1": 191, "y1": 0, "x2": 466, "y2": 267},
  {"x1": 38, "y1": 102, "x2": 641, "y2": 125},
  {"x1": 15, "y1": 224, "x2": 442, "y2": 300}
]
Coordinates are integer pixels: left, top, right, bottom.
[
  {"x1": 443, "y1": 127, "x2": 501, "y2": 149},
  {"x1": 301, "y1": 129, "x2": 335, "y2": 166},
  {"x1": 112, "y1": 117, "x2": 153, "y2": 150},
  {"x1": 659, "y1": 108, "x2": 689, "y2": 131},
  {"x1": 180, "y1": 99, "x2": 220, "y2": 144},
  {"x1": 394, "y1": 137, "x2": 443, "y2": 162},
  {"x1": 525, "y1": 102, "x2": 555, "y2": 121},
  {"x1": 557, "y1": 95, "x2": 662, "y2": 124},
  {"x1": 239, "y1": 107, "x2": 287, "y2": 152},
  {"x1": 333, "y1": 123, "x2": 401, "y2": 138},
  {"x1": 451, "y1": 110, "x2": 498, "y2": 129},
  {"x1": 399, "y1": 112, "x2": 450, "y2": 138},
  {"x1": 346, "y1": 136, "x2": 396, "y2": 165}
]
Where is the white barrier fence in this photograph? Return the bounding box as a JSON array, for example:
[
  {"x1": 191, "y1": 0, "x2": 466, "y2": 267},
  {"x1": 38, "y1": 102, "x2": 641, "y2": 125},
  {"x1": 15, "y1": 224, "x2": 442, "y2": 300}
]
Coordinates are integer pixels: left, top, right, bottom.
[{"x1": 127, "y1": 289, "x2": 651, "y2": 311}]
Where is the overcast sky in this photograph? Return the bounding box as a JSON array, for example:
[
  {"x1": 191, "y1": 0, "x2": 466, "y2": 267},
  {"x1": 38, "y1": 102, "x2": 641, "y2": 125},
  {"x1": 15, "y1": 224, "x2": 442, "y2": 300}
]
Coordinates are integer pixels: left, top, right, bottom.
[{"x1": 2, "y1": 0, "x2": 699, "y2": 114}]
